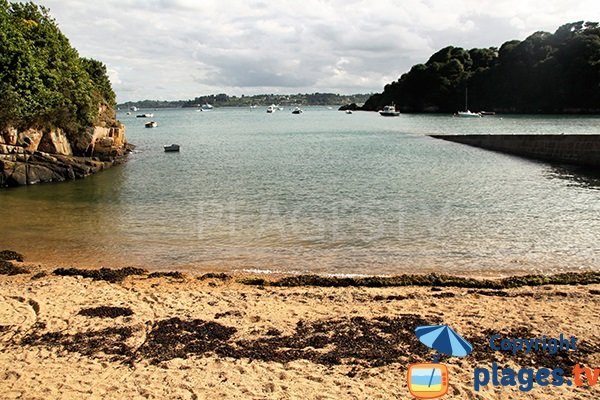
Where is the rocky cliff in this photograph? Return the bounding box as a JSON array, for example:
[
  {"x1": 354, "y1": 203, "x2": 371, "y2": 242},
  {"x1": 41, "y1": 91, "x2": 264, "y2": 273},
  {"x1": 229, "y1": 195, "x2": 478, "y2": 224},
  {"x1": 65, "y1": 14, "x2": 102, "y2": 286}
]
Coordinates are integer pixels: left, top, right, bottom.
[{"x1": 0, "y1": 122, "x2": 132, "y2": 187}]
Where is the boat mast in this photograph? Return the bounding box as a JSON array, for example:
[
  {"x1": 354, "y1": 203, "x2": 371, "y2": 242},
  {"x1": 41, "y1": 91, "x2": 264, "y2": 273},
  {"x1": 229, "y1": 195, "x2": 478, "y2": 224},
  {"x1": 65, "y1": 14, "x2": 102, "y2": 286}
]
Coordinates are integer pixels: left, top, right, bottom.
[{"x1": 464, "y1": 88, "x2": 468, "y2": 112}]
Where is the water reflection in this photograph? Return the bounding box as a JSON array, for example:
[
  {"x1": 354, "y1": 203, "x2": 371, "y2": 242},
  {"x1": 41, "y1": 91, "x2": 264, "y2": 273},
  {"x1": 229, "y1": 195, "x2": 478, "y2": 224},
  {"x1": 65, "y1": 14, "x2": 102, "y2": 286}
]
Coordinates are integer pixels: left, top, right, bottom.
[{"x1": 545, "y1": 165, "x2": 600, "y2": 190}]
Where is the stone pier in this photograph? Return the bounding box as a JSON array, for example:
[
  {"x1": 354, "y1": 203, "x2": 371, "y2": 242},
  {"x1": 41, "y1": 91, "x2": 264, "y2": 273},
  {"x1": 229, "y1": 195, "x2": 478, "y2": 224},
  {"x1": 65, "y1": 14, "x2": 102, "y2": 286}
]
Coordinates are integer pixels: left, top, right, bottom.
[{"x1": 430, "y1": 134, "x2": 600, "y2": 168}]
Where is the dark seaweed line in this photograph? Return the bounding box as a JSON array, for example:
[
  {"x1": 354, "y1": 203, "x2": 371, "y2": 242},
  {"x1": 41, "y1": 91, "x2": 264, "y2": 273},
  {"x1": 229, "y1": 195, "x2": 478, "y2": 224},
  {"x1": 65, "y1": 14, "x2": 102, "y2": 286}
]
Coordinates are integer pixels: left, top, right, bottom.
[
  {"x1": 238, "y1": 272, "x2": 600, "y2": 289},
  {"x1": 4, "y1": 263, "x2": 600, "y2": 291},
  {"x1": 14, "y1": 314, "x2": 600, "y2": 374}
]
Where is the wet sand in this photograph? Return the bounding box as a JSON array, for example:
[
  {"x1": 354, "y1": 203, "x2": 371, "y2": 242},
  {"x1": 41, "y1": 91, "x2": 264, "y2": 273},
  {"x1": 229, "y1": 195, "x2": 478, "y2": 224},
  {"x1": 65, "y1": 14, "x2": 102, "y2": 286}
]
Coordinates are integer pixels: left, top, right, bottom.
[{"x1": 1, "y1": 260, "x2": 600, "y2": 399}]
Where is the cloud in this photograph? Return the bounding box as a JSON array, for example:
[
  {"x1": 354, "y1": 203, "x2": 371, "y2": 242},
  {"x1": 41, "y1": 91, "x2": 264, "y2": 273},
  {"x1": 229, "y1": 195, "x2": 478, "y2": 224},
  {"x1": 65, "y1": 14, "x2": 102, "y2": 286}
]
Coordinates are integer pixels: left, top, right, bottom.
[{"x1": 36, "y1": 0, "x2": 600, "y2": 102}]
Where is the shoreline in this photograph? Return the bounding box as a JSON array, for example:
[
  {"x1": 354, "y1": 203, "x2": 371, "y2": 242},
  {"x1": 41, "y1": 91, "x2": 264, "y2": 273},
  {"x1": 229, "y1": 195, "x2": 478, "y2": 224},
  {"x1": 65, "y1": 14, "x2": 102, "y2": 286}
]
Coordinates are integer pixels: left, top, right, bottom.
[
  {"x1": 2, "y1": 253, "x2": 600, "y2": 398},
  {"x1": 1, "y1": 249, "x2": 595, "y2": 281},
  {"x1": 4, "y1": 253, "x2": 600, "y2": 287}
]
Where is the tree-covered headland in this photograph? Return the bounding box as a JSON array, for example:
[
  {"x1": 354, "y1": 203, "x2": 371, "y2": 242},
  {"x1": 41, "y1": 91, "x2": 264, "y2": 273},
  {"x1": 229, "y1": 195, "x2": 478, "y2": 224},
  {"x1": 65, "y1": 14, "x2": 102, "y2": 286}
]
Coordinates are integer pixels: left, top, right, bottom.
[
  {"x1": 362, "y1": 21, "x2": 600, "y2": 113},
  {"x1": 0, "y1": 0, "x2": 117, "y2": 136},
  {"x1": 0, "y1": 1, "x2": 128, "y2": 187}
]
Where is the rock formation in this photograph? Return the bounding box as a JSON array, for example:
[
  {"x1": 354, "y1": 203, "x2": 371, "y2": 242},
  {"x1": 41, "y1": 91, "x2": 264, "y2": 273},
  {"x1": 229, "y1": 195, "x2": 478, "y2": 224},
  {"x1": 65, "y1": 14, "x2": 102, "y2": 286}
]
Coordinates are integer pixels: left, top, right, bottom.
[{"x1": 0, "y1": 123, "x2": 132, "y2": 187}]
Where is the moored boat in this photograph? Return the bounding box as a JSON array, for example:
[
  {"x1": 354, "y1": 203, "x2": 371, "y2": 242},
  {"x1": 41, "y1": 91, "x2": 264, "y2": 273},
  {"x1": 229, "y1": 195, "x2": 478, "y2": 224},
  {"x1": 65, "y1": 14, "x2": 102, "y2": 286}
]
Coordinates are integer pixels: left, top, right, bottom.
[
  {"x1": 145, "y1": 121, "x2": 157, "y2": 128},
  {"x1": 456, "y1": 110, "x2": 482, "y2": 118},
  {"x1": 136, "y1": 113, "x2": 154, "y2": 118},
  {"x1": 456, "y1": 88, "x2": 481, "y2": 117},
  {"x1": 379, "y1": 104, "x2": 400, "y2": 116},
  {"x1": 163, "y1": 144, "x2": 180, "y2": 152},
  {"x1": 291, "y1": 107, "x2": 303, "y2": 114}
]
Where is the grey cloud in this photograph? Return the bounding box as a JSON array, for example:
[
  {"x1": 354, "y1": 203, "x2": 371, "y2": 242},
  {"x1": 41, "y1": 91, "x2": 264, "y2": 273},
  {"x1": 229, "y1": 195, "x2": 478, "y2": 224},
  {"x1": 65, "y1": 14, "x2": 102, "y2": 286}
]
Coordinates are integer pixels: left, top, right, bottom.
[{"x1": 36, "y1": 0, "x2": 599, "y2": 101}]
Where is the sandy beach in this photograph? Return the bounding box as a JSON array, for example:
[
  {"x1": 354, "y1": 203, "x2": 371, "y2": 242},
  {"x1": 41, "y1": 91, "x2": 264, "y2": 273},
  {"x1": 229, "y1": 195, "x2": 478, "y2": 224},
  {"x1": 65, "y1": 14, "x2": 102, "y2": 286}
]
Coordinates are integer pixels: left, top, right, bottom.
[{"x1": 1, "y1": 257, "x2": 600, "y2": 399}]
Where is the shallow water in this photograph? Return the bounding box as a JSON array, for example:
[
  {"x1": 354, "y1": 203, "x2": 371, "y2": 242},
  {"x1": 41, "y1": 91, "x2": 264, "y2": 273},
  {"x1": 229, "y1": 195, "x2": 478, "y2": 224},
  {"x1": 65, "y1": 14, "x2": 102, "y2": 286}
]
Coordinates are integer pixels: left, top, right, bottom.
[{"x1": 1, "y1": 108, "x2": 599, "y2": 276}]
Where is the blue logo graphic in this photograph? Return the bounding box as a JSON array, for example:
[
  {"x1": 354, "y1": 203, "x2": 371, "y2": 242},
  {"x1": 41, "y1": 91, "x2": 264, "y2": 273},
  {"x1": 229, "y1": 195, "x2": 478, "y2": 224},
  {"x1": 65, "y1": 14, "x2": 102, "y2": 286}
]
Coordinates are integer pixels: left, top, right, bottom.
[
  {"x1": 415, "y1": 324, "x2": 473, "y2": 359},
  {"x1": 407, "y1": 325, "x2": 473, "y2": 399}
]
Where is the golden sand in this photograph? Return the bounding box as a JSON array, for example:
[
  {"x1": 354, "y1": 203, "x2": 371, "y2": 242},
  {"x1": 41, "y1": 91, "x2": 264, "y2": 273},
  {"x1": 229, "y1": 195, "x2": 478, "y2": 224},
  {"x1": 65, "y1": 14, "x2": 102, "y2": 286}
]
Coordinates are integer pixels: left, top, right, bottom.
[{"x1": 1, "y1": 263, "x2": 600, "y2": 399}]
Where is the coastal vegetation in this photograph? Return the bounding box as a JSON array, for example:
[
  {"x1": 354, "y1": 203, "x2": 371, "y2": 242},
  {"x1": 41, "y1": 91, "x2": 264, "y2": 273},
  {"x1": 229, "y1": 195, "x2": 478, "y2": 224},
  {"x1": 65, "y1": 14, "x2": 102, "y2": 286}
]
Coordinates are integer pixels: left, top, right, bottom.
[
  {"x1": 362, "y1": 21, "x2": 600, "y2": 113},
  {"x1": 0, "y1": 1, "x2": 129, "y2": 187},
  {"x1": 0, "y1": 0, "x2": 117, "y2": 135},
  {"x1": 118, "y1": 92, "x2": 372, "y2": 110}
]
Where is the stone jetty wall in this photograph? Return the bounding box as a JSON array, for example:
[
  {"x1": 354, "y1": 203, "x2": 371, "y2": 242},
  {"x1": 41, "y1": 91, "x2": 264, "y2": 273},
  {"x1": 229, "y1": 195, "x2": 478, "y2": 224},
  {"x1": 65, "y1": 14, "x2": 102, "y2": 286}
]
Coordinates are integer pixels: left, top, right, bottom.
[{"x1": 430, "y1": 134, "x2": 600, "y2": 168}]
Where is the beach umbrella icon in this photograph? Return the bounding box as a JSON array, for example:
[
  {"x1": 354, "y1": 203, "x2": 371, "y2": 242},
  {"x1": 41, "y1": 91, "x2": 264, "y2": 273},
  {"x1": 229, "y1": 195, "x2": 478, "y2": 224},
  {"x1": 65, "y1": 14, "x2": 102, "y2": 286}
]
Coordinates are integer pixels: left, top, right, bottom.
[{"x1": 415, "y1": 325, "x2": 473, "y2": 358}]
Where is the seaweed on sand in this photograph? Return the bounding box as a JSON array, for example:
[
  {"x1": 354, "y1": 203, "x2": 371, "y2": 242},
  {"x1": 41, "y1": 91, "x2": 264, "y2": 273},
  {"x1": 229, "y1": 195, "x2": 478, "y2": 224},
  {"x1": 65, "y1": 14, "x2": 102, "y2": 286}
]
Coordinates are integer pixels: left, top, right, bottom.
[
  {"x1": 217, "y1": 314, "x2": 441, "y2": 367},
  {"x1": 53, "y1": 267, "x2": 148, "y2": 283},
  {"x1": 0, "y1": 250, "x2": 24, "y2": 262},
  {"x1": 0, "y1": 260, "x2": 29, "y2": 275},
  {"x1": 136, "y1": 317, "x2": 237, "y2": 364},
  {"x1": 78, "y1": 306, "x2": 134, "y2": 318},
  {"x1": 238, "y1": 272, "x2": 600, "y2": 289},
  {"x1": 16, "y1": 312, "x2": 600, "y2": 371},
  {"x1": 21, "y1": 326, "x2": 135, "y2": 361},
  {"x1": 198, "y1": 272, "x2": 231, "y2": 281},
  {"x1": 148, "y1": 271, "x2": 185, "y2": 279}
]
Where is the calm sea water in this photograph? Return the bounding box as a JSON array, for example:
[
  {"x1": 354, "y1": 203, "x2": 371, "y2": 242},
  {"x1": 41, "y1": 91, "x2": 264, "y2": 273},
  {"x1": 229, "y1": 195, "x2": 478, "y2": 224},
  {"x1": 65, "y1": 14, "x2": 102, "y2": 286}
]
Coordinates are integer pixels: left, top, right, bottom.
[{"x1": 2, "y1": 107, "x2": 600, "y2": 276}]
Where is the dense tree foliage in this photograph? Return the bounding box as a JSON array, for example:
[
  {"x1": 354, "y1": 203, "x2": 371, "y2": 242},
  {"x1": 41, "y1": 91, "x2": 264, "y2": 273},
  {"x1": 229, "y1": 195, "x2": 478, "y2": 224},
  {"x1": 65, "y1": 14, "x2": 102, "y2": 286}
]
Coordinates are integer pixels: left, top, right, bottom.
[
  {"x1": 363, "y1": 22, "x2": 600, "y2": 113},
  {"x1": 0, "y1": 1, "x2": 117, "y2": 135}
]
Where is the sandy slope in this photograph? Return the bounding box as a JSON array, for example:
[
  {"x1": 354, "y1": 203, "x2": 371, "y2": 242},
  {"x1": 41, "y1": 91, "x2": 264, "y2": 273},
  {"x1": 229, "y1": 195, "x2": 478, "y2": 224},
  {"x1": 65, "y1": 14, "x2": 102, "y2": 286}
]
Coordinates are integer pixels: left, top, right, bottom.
[{"x1": 1, "y1": 267, "x2": 600, "y2": 399}]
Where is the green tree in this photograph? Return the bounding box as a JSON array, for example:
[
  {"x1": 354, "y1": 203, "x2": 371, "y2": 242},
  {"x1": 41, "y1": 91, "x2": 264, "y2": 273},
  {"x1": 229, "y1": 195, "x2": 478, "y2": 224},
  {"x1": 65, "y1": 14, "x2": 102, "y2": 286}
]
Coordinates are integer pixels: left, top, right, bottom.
[
  {"x1": 363, "y1": 21, "x2": 600, "y2": 114},
  {"x1": 0, "y1": 1, "x2": 117, "y2": 135}
]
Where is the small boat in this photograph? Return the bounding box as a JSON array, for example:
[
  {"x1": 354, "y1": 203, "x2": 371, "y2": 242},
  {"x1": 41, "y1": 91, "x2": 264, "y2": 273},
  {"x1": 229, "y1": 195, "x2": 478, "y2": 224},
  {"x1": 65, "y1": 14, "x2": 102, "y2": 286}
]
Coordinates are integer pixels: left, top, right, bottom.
[
  {"x1": 201, "y1": 103, "x2": 213, "y2": 111},
  {"x1": 266, "y1": 105, "x2": 276, "y2": 113},
  {"x1": 379, "y1": 104, "x2": 400, "y2": 116},
  {"x1": 163, "y1": 144, "x2": 180, "y2": 152},
  {"x1": 145, "y1": 121, "x2": 157, "y2": 128},
  {"x1": 457, "y1": 110, "x2": 481, "y2": 118},
  {"x1": 136, "y1": 113, "x2": 154, "y2": 118},
  {"x1": 291, "y1": 107, "x2": 303, "y2": 114},
  {"x1": 130, "y1": 106, "x2": 138, "y2": 112},
  {"x1": 456, "y1": 88, "x2": 481, "y2": 118},
  {"x1": 345, "y1": 110, "x2": 353, "y2": 114}
]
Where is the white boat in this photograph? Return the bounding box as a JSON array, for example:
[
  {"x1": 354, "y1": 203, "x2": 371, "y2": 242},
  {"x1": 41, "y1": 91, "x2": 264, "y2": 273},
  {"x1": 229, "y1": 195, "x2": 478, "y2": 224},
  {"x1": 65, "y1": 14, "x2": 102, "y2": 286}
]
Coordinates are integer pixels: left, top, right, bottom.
[
  {"x1": 457, "y1": 110, "x2": 481, "y2": 118},
  {"x1": 291, "y1": 107, "x2": 303, "y2": 114},
  {"x1": 345, "y1": 110, "x2": 353, "y2": 114},
  {"x1": 379, "y1": 104, "x2": 400, "y2": 116},
  {"x1": 456, "y1": 88, "x2": 481, "y2": 118},
  {"x1": 145, "y1": 121, "x2": 157, "y2": 128},
  {"x1": 266, "y1": 105, "x2": 277, "y2": 113},
  {"x1": 130, "y1": 106, "x2": 138, "y2": 112},
  {"x1": 201, "y1": 103, "x2": 213, "y2": 111},
  {"x1": 163, "y1": 144, "x2": 180, "y2": 152}
]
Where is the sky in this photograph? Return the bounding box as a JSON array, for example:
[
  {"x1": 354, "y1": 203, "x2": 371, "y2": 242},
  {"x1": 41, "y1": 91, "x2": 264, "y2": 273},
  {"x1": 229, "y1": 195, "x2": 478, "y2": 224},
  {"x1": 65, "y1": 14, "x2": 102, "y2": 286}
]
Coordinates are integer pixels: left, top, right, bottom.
[{"x1": 35, "y1": 0, "x2": 599, "y2": 103}]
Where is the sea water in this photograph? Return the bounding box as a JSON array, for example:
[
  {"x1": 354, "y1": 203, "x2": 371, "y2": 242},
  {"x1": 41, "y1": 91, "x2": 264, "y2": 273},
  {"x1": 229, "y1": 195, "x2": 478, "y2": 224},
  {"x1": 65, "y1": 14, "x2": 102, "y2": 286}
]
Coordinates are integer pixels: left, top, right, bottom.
[{"x1": 1, "y1": 107, "x2": 599, "y2": 276}]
